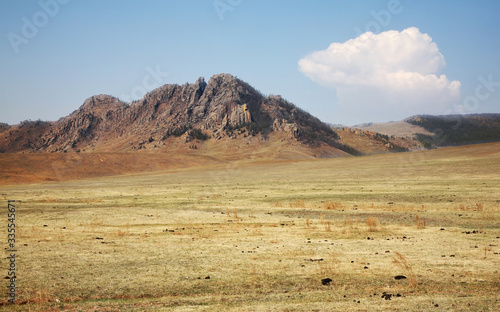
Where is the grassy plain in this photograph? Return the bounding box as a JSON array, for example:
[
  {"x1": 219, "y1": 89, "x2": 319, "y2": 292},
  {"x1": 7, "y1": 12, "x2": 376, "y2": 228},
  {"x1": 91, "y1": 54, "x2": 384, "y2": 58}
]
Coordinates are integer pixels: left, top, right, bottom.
[{"x1": 1, "y1": 143, "x2": 499, "y2": 311}]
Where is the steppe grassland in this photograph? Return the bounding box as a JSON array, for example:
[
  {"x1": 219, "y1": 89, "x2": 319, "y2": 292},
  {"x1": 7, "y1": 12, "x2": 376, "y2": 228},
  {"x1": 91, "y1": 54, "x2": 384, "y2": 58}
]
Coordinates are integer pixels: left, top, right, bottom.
[{"x1": 1, "y1": 143, "x2": 499, "y2": 311}]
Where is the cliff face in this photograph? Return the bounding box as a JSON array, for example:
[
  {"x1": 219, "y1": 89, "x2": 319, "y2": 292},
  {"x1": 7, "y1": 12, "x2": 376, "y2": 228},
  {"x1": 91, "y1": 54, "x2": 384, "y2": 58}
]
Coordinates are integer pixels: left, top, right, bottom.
[{"x1": 0, "y1": 73, "x2": 347, "y2": 155}]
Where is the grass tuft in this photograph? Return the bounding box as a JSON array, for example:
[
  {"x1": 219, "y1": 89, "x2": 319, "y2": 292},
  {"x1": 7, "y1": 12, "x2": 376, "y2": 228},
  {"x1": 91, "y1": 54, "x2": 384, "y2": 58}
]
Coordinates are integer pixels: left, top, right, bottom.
[
  {"x1": 392, "y1": 251, "x2": 417, "y2": 289},
  {"x1": 416, "y1": 215, "x2": 426, "y2": 229},
  {"x1": 366, "y1": 217, "x2": 379, "y2": 232},
  {"x1": 324, "y1": 201, "x2": 342, "y2": 210},
  {"x1": 289, "y1": 199, "x2": 305, "y2": 208}
]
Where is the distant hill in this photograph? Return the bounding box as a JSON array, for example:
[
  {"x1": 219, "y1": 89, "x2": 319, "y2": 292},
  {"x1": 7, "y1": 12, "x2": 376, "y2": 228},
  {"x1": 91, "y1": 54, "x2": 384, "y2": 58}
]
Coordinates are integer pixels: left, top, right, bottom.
[
  {"x1": 355, "y1": 114, "x2": 500, "y2": 149},
  {"x1": 353, "y1": 120, "x2": 433, "y2": 139},
  {"x1": 405, "y1": 114, "x2": 500, "y2": 148}
]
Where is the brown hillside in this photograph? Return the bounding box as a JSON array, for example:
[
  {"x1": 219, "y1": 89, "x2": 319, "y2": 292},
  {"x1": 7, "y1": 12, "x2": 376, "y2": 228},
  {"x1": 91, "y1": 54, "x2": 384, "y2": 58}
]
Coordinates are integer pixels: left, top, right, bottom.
[
  {"x1": 336, "y1": 127, "x2": 420, "y2": 155},
  {"x1": 0, "y1": 131, "x2": 350, "y2": 185}
]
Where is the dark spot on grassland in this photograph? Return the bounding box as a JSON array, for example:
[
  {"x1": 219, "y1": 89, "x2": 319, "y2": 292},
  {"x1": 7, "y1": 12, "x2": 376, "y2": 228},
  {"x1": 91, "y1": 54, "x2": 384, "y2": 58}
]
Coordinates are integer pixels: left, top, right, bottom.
[
  {"x1": 321, "y1": 278, "x2": 332, "y2": 285},
  {"x1": 381, "y1": 292, "x2": 392, "y2": 300}
]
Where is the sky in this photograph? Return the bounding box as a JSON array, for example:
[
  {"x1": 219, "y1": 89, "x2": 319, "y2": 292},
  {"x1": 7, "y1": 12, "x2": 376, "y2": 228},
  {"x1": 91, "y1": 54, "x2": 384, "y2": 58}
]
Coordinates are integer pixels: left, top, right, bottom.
[{"x1": 1, "y1": 0, "x2": 499, "y2": 126}]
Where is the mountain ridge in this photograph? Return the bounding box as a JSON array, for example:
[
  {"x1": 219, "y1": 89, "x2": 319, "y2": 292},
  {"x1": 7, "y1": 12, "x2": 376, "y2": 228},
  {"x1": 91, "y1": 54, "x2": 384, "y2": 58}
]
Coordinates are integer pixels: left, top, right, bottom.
[
  {"x1": 0, "y1": 74, "x2": 353, "y2": 157},
  {"x1": 2, "y1": 73, "x2": 499, "y2": 158}
]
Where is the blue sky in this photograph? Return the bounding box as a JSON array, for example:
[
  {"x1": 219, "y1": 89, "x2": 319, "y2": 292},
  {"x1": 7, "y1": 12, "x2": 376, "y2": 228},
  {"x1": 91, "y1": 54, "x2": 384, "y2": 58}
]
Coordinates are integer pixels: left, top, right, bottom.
[{"x1": 1, "y1": 0, "x2": 499, "y2": 126}]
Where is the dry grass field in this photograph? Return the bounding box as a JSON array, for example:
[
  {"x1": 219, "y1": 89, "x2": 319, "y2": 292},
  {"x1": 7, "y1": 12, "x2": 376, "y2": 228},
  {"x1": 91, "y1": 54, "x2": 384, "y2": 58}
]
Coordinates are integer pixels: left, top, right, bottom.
[{"x1": 1, "y1": 143, "x2": 499, "y2": 311}]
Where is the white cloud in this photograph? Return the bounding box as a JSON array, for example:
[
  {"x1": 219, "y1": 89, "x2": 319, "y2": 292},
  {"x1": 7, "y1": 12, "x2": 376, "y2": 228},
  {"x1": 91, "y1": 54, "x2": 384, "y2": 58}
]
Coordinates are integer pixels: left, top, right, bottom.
[{"x1": 298, "y1": 27, "x2": 461, "y2": 123}]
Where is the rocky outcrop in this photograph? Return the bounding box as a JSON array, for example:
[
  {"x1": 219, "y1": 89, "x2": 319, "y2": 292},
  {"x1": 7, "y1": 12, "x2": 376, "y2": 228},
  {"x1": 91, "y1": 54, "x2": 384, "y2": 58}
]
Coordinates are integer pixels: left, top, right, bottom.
[
  {"x1": 230, "y1": 104, "x2": 252, "y2": 125},
  {"x1": 273, "y1": 119, "x2": 299, "y2": 138},
  {"x1": 0, "y1": 73, "x2": 348, "y2": 154}
]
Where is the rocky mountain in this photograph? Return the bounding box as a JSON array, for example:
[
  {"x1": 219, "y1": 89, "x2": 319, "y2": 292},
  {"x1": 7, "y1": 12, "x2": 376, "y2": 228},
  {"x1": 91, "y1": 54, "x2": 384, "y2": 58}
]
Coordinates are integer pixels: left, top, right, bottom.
[{"x1": 0, "y1": 74, "x2": 354, "y2": 157}]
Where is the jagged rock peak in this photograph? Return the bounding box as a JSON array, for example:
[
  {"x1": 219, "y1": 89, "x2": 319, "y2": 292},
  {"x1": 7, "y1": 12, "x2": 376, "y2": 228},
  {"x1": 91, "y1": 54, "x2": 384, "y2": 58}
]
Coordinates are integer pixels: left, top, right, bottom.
[
  {"x1": 206, "y1": 73, "x2": 250, "y2": 90},
  {"x1": 210, "y1": 73, "x2": 238, "y2": 82},
  {"x1": 181, "y1": 76, "x2": 207, "y2": 88},
  {"x1": 82, "y1": 94, "x2": 122, "y2": 108},
  {"x1": 194, "y1": 76, "x2": 206, "y2": 86},
  {"x1": 71, "y1": 95, "x2": 125, "y2": 118}
]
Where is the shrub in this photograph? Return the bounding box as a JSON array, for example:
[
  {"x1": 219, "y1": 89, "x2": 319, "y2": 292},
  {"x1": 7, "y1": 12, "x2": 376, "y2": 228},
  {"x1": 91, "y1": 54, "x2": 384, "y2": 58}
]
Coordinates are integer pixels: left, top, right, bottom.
[
  {"x1": 163, "y1": 126, "x2": 189, "y2": 139},
  {"x1": 416, "y1": 215, "x2": 426, "y2": 229},
  {"x1": 392, "y1": 251, "x2": 417, "y2": 289},
  {"x1": 476, "y1": 202, "x2": 484, "y2": 211},
  {"x1": 289, "y1": 199, "x2": 305, "y2": 208},
  {"x1": 188, "y1": 128, "x2": 210, "y2": 141},
  {"x1": 324, "y1": 201, "x2": 342, "y2": 210},
  {"x1": 366, "y1": 217, "x2": 379, "y2": 232}
]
